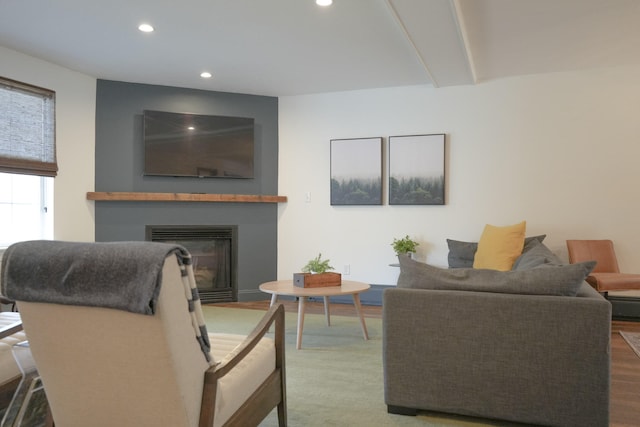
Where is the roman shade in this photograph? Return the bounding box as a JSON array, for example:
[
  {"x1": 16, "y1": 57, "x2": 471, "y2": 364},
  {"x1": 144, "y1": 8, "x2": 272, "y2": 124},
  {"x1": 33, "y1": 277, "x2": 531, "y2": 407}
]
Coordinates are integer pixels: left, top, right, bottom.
[{"x1": 0, "y1": 77, "x2": 57, "y2": 177}]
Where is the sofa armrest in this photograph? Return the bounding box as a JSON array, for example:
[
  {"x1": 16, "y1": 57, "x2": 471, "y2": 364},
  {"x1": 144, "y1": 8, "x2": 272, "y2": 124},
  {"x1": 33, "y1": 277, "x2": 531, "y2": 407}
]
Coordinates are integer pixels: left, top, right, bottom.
[{"x1": 383, "y1": 282, "x2": 610, "y2": 427}]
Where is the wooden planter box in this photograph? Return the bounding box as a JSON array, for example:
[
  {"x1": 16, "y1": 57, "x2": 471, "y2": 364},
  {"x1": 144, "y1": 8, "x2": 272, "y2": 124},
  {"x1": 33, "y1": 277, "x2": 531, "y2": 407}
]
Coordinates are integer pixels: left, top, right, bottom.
[{"x1": 293, "y1": 272, "x2": 342, "y2": 288}]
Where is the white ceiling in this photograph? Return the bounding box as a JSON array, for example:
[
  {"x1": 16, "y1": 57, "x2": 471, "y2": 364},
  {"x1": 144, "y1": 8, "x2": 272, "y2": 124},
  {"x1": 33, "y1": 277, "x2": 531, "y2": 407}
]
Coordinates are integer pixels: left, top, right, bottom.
[{"x1": 1, "y1": 0, "x2": 639, "y2": 97}]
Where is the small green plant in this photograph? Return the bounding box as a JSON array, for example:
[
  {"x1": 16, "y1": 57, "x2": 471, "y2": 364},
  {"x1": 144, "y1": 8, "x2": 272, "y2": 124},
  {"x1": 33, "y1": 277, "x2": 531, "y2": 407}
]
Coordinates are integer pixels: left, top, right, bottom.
[
  {"x1": 391, "y1": 235, "x2": 419, "y2": 255},
  {"x1": 301, "y1": 253, "x2": 334, "y2": 273}
]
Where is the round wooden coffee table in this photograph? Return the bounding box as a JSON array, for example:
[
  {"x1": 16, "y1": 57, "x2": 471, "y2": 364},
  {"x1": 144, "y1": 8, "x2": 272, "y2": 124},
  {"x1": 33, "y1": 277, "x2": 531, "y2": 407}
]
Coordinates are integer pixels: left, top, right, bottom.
[{"x1": 259, "y1": 280, "x2": 370, "y2": 349}]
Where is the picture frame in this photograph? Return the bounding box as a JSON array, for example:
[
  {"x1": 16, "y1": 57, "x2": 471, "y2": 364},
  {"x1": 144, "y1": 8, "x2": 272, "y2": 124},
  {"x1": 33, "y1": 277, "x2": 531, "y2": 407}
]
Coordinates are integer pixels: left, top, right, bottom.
[
  {"x1": 388, "y1": 134, "x2": 445, "y2": 205},
  {"x1": 330, "y1": 137, "x2": 383, "y2": 205}
]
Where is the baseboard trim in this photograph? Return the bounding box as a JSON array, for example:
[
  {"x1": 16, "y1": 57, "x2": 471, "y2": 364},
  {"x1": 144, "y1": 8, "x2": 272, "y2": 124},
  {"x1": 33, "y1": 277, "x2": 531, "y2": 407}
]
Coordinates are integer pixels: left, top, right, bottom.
[
  {"x1": 310, "y1": 284, "x2": 389, "y2": 306},
  {"x1": 236, "y1": 287, "x2": 640, "y2": 319},
  {"x1": 237, "y1": 289, "x2": 272, "y2": 302}
]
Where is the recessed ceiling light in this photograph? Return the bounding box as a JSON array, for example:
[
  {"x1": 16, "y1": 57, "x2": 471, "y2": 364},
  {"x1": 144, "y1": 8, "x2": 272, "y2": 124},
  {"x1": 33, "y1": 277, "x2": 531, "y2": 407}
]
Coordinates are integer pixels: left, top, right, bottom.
[
  {"x1": 138, "y1": 23, "x2": 154, "y2": 33},
  {"x1": 316, "y1": 0, "x2": 332, "y2": 6},
  {"x1": 200, "y1": 72, "x2": 212, "y2": 79}
]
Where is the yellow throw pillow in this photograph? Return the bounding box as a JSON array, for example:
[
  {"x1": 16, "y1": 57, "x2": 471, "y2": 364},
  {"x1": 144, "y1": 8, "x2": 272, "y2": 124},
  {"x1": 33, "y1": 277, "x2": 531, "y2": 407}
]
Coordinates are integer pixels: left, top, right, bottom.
[{"x1": 473, "y1": 221, "x2": 526, "y2": 271}]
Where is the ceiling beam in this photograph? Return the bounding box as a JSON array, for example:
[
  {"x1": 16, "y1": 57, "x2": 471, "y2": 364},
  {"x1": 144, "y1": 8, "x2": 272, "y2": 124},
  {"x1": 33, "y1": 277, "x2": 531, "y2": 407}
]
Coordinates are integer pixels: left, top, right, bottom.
[
  {"x1": 384, "y1": 0, "x2": 439, "y2": 87},
  {"x1": 450, "y1": 0, "x2": 478, "y2": 84}
]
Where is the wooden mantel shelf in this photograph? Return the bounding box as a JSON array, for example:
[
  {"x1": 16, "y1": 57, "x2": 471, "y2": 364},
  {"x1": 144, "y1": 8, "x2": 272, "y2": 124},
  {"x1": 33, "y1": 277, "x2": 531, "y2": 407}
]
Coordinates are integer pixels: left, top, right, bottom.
[{"x1": 87, "y1": 192, "x2": 287, "y2": 203}]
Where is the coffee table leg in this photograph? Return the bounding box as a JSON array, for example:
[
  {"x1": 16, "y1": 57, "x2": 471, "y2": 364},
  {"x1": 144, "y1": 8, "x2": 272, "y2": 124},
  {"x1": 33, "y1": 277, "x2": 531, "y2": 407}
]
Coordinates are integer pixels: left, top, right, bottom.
[
  {"x1": 323, "y1": 296, "x2": 331, "y2": 326},
  {"x1": 352, "y1": 293, "x2": 369, "y2": 340},
  {"x1": 269, "y1": 293, "x2": 278, "y2": 307},
  {"x1": 297, "y1": 296, "x2": 307, "y2": 350}
]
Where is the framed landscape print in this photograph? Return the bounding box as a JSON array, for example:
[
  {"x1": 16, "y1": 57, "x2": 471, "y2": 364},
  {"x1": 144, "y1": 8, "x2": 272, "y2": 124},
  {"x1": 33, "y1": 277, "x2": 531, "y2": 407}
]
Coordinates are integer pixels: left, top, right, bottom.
[
  {"x1": 330, "y1": 137, "x2": 383, "y2": 205},
  {"x1": 389, "y1": 134, "x2": 445, "y2": 205}
]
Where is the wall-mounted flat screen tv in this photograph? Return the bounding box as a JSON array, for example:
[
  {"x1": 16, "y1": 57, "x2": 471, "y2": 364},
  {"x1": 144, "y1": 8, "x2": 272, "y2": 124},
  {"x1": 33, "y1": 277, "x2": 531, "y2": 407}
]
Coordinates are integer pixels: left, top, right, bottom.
[{"x1": 143, "y1": 110, "x2": 255, "y2": 178}]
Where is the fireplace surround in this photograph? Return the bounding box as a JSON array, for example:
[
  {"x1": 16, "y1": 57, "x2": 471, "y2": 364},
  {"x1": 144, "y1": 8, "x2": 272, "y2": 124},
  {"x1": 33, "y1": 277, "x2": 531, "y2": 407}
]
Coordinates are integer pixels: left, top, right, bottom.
[{"x1": 146, "y1": 225, "x2": 238, "y2": 303}]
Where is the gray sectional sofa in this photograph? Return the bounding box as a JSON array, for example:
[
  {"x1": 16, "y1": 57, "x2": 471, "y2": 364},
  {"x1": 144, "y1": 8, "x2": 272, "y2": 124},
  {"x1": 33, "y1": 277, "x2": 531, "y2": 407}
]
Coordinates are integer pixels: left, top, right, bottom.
[{"x1": 383, "y1": 241, "x2": 611, "y2": 427}]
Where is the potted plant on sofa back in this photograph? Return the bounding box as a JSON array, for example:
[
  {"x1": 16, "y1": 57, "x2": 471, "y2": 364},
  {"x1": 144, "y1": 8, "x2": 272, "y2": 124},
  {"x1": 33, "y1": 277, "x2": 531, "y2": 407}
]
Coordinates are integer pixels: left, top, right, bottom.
[{"x1": 391, "y1": 235, "x2": 419, "y2": 258}]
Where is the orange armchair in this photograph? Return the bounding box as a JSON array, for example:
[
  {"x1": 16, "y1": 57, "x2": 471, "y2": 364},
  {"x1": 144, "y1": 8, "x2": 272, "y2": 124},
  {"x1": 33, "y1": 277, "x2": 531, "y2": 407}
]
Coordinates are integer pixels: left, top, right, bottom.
[{"x1": 566, "y1": 239, "x2": 640, "y2": 295}]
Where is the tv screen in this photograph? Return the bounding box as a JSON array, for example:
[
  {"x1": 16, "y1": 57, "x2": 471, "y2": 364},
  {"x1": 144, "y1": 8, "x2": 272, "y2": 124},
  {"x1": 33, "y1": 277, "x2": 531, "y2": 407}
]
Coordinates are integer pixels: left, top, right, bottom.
[{"x1": 143, "y1": 110, "x2": 254, "y2": 178}]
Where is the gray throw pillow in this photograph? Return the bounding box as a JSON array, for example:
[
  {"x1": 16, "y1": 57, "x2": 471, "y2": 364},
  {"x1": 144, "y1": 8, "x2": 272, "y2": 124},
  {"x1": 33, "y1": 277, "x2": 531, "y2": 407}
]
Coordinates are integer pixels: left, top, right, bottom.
[
  {"x1": 398, "y1": 254, "x2": 594, "y2": 297},
  {"x1": 447, "y1": 235, "x2": 546, "y2": 268},
  {"x1": 446, "y1": 239, "x2": 477, "y2": 268},
  {"x1": 512, "y1": 240, "x2": 563, "y2": 270}
]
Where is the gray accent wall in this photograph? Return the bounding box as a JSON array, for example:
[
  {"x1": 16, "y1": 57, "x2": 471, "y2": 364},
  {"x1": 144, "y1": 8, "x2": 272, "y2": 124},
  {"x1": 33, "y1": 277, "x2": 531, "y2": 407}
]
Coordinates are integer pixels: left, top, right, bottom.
[{"x1": 94, "y1": 80, "x2": 279, "y2": 301}]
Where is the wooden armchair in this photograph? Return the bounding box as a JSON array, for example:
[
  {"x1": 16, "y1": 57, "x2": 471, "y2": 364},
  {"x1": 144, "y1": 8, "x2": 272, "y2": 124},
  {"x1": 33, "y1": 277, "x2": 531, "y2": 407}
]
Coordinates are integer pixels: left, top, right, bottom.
[{"x1": 1, "y1": 240, "x2": 286, "y2": 427}]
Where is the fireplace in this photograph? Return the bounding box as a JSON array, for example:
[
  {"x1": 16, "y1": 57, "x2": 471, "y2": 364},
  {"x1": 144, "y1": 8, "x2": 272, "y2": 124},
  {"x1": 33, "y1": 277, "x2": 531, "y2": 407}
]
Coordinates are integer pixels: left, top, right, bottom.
[{"x1": 146, "y1": 225, "x2": 238, "y2": 303}]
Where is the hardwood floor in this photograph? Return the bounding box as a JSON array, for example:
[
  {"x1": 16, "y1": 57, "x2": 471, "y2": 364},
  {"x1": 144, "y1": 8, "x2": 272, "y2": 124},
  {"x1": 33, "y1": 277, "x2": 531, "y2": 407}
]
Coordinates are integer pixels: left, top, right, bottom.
[
  {"x1": 215, "y1": 300, "x2": 640, "y2": 427},
  {"x1": 610, "y1": 320, "x2": 640, "y2": 427}
]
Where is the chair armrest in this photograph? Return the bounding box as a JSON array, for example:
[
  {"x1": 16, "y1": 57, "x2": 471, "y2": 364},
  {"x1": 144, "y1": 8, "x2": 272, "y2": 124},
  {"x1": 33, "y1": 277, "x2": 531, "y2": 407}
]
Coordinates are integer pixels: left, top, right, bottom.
[{"x1": 199, "y1": 303, "x2": 286, "y2": 427}]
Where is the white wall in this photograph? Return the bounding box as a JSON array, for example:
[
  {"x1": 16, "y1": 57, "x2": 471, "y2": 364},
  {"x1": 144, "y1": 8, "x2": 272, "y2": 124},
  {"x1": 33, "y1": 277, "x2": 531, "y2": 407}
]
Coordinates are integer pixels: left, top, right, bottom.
[
  {"x1": 0, "y1": 46, "x2": 96, "y2": 242},
  {"x1": 278, "y1": 65, "x2": 640, "y2": 286},
  {"x1": 4, "y1": 45, "x2": 639, "y2": 291}
]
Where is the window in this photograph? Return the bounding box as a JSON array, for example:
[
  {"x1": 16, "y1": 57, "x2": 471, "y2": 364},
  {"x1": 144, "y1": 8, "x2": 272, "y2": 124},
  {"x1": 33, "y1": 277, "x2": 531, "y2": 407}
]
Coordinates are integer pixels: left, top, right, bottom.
[
  {"x1": 0, "y1": 172, "x2": 53, "y2": 247},
  {"x1": 0, "y1": 77, "x2": 56, "y2": 247}
]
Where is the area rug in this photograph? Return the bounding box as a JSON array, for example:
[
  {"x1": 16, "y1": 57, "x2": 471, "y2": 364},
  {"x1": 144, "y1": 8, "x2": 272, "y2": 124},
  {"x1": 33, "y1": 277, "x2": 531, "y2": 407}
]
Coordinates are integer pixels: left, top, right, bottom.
[
  {"x1": 202, "y1": 306, "x2": 523, "y2": 427},
  {"x1": 620, "y1": 331, "x2": 640, "y2": 359}
]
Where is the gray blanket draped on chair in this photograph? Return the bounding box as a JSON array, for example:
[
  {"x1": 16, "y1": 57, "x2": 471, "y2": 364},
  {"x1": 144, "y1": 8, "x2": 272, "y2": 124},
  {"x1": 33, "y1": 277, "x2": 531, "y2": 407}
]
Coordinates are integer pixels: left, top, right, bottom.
[{"x1": 2, "y1": 240, "x2": 184, "y2": 315}]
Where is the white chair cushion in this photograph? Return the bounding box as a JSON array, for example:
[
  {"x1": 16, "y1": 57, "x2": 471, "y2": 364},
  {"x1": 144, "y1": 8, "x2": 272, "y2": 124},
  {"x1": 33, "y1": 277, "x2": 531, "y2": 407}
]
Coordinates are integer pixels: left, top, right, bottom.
[
  {"x1": 209, "y1": 333, "x2": 276, "y2": 427},
  {"x1": 0, "y1": 312, "x2": 25, "y2": 386}
]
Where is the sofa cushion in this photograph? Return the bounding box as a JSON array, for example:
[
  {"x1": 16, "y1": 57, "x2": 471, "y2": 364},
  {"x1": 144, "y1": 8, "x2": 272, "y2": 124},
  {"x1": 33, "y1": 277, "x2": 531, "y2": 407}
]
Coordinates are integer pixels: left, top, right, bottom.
[
  {"x1": 209, "y1": 333, "x2": 276, "y2": 426},
  {"x1": 512, "y1": 240, "x2": 563, "y2": 270},
  {"x1": 447, "y1": 235, "x2": 546, "y2": 268},
  {"x1": 398, "y1": 255, "x2": 595, "y2": 297}
]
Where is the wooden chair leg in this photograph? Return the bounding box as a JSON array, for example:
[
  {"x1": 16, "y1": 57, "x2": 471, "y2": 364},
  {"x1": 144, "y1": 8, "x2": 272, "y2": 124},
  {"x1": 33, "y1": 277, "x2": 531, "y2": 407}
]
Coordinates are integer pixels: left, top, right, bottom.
[{"x1": 45, "y1": 404, "x2": 55, "y2": 426}]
